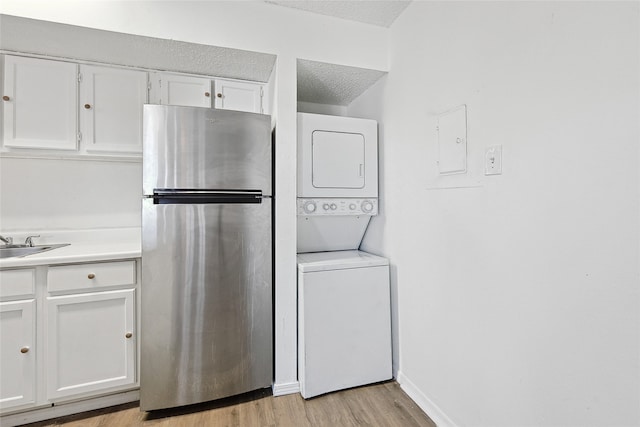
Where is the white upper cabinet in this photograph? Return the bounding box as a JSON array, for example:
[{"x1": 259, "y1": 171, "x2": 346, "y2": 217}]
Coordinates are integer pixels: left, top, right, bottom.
[
  {"x1": 154, "y1": 73, "x2": 212, "y2": 108},
  {"x1": 79, "y1": 65, "x2": 147, "y2": 154},
  {"x1": 1, "y1": 54, "x2": 268, "y2": 158},
  {"x1": 2, "y1": 55, "x2": 77, "y2": 150},
  {"x1": 214, "y1": 79, "x2": 263, "y2": 114}
]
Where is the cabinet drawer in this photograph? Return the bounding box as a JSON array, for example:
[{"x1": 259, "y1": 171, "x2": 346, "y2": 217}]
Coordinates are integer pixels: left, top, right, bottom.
[
  {"x1": 48, "y1": 261, "x2": 136, "y2": 293},
  {"x1": 0, "y1": 268, "x2": 36, "y2": 298}
]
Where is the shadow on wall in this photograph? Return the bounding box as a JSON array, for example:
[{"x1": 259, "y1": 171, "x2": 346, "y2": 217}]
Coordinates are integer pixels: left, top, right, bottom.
[{"x1": 389, "y1": 264, "x2": 400, "y2": 378}]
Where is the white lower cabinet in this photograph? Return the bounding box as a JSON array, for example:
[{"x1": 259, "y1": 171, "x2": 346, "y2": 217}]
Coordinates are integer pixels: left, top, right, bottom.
[
  {"x1": 46, "y1": 289, "x2": 136, "y2": 400},
  {"x1": 0, "y1": 299, "x2": 36, "y2": 411},
  {"x1": 0, "y1": 259, "x2": 139, "y2": 423}
]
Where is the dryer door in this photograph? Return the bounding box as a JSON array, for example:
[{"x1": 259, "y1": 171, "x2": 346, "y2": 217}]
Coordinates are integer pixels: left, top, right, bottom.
[{"x1": 312, "y1": 131, "x2": 365, "y2": 189}]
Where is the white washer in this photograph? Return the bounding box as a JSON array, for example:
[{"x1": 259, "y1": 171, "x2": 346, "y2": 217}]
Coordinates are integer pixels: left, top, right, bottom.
[{"x1": 297, "y1": 250, "x2": 392, "y2": 399}]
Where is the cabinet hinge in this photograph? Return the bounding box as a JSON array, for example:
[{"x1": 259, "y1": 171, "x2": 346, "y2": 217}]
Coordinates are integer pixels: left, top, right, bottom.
[
  {"x1": 77, "y1": 132, "x2": 82, "y2": 143},
  {"x1": 78, "y1": 73, "x2": 83, "y2": 83},
  {"x1": 260, "y1": 86, "x2": 264, "y2": 114}
]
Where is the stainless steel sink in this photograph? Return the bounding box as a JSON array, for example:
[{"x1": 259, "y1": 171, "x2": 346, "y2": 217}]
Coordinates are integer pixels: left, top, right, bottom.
[{"x1": 0, "y1": 243, "x2": 70, "y2": 259}]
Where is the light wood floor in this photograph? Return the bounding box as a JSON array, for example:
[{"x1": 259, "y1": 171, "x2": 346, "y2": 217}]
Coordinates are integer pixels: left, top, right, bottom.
[{"x1": 25, "y1": 381, "x2": 435, "y2": 427}]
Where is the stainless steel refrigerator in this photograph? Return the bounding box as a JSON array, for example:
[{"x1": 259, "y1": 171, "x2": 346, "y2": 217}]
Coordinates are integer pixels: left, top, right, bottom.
[{"x1": 140, "y1": 105, "x2": 272, "y2": 411}]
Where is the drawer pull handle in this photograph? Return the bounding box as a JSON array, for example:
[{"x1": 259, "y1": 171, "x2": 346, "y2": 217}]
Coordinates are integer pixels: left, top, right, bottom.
[
  {"x1": 20, "y1": 346, "x2": 29, "y2": 354},
  {"x1": 2, "y1": 95, "x2": 10, "y2": 101},
  {"x1": 87, "y1": 273, "x2": 96, "y2": 279},
  {"x1": 125, "y1": 332, "x2": 133, "y2": 339}
]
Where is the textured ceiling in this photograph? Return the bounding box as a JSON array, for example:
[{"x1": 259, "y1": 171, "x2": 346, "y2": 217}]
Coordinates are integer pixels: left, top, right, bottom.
[
  {"x1": 297, "y1": 59, "x2": 386, "y2": 106},
  {"x1": 266, "y1": 0, "x2": 411, "y2": 28}
]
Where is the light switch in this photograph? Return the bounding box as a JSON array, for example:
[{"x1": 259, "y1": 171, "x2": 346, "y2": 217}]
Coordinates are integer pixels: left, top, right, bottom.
[{"x1": 485, "y1": 145, "x2": 502, "y2": 175}]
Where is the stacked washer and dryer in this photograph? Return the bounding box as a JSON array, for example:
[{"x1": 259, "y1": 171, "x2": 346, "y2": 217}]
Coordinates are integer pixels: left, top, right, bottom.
[{"x1": 296, "y1": 113, "x2": 392, "y2": 399}]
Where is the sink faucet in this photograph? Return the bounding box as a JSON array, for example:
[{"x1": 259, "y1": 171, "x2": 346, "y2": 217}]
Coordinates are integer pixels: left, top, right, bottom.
[
  {"x1": 0, "y1": 235, "x2": 13, "y2": 245},
  {"x1": 24, "y1": 235, "x2": 40, "y2": 247}
]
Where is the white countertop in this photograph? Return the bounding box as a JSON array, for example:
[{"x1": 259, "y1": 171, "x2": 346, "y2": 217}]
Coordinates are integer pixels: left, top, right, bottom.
[{"x1": 0, "y1": 228, "x2": 141, "y2": 268}]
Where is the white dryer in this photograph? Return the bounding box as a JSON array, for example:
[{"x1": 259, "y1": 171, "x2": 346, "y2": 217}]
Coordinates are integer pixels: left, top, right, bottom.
[
  {"x1": 297, "y1": 250, "x2": 392, "y2": 399},
  {"x1": 297, "y1": 113, "x2": 379, "y2": 253},
  {"x1": 297, "y1": 113, "x2": 378, "y2": 198}
]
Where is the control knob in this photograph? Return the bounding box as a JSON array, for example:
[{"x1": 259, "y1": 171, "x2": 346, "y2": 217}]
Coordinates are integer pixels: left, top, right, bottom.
[
  {"x1": 330, "y1": 203, "x2": 337, "y2": 210},
  {"x1": 303, "y1": 201, "x2": 317, "y2": 214},
  {"x1": 361, "y1": 200, "x2": 374, "y2": 213},
  {"x1": 323, "y1": 203, "x2": 330, "y2": 211},
  {"x1": 349, "y1": 203, "x2": 356, "y2": 210}
]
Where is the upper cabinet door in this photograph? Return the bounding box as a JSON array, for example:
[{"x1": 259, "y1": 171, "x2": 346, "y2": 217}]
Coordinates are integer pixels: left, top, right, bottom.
[
  {"x1": 3, "y1": 55, "x2": 78, "y2": 150},
  {"x1": 80, "y1": 65, "x2": 148, "y2": 154},
  {"x1": 214, "y1": 79, "x2": 263, "y2": 114},
  {"x1": 158, "y1": 73, "x2": 211, "y2": 108}
]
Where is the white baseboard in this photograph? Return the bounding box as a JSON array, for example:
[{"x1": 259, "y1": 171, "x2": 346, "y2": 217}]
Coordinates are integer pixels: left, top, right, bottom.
[
  {"x1": 397, "y1": 371, "x2": 458, "y2": 427},
  {"x1": 0, "y1": 390, "x2": 139, "y2": 427},
  {"x1": 272, "y1": 381, "x2": 300, "y2": 396}
]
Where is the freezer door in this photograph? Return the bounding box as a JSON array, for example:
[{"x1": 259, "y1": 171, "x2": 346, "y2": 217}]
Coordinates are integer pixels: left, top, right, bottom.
[
  {"x1": 140, "y1": 198, "x2": 272, "y2": 411},
  {"x1": 143, "y1": 105, "x2": 272, "y2": 195}
]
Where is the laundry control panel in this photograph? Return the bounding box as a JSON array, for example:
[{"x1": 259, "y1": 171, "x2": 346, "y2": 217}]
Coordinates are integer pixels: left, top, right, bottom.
[{"x1": 297, "y1": 198, "x2": 378, "y2": 216}]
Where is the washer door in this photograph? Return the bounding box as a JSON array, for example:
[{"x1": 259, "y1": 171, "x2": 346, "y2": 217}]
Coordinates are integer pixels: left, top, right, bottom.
[{"x1": 298, "y1": 264, "x2": 392, "y2": 399}]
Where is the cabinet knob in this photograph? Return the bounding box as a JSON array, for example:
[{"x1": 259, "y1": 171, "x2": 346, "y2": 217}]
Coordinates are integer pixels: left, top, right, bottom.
[
  {"x1": 2, "y1": 95, "x2": 10, "y2": 101},
  {"x1": 125, "y1": 332, "x2": 133, "y2": 339},
  {"x1": 20, "y1": 346, "x2": 29, "y2": 354},
  {"x1": 204, "y1": 92, "x2": 210, "y2": 97},
  {"x1": 84, "y1": 104, "x2": 92, "y2": 109},
  {"x1": 217, "y1": 93, "x2": 223, "y2": 98},
  {"x1": 87, "y1": 273, "x2": 95, "y2": 279}
]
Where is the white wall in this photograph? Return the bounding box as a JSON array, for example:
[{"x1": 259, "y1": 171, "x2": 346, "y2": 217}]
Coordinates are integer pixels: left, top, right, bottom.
[
  {"x1": 297, "y1": 101, "x2": 347, "y2": 116},
  {"x1": 0, "y1": 157, "x2": 141, "y2": 231},
  {"x1": 381, "y1": 2, "x2": 640, "y2": 426},
  {"x1": 0, "y1": 0, "x2": 389, "y2": 393},
  {"x1": 347, "y1": 76, "x2": 398, "y2": 374}
]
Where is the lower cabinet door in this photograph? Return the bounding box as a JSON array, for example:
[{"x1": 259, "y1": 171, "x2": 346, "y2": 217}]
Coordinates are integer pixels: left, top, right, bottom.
[
  {"x1": 0, "y1": 299, "x2": 36, "y2": 411},
  {"x1": 46, "y1": 289, "x2": 135, "y2": 400}
]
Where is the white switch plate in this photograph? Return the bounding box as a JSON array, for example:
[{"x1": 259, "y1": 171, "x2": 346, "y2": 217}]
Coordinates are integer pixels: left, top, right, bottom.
[{"x1": 485, "y1": 145, "x2": 502, "y2": 175}]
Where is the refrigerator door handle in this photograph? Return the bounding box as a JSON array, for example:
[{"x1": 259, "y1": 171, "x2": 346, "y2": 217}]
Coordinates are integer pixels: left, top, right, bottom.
[{"x1": 150, "y1": 189, "x2": 263, "y2": 204}]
